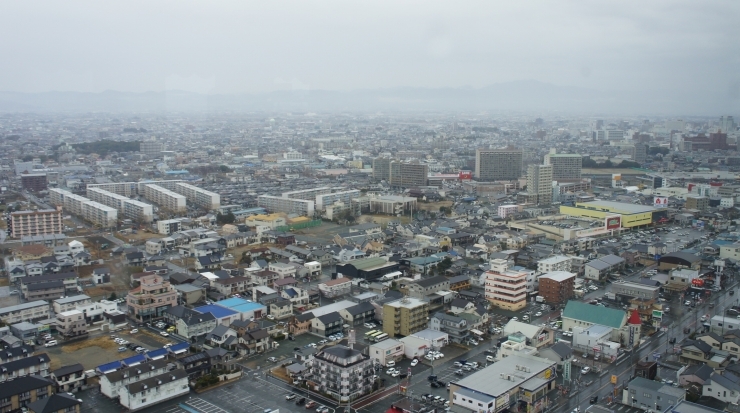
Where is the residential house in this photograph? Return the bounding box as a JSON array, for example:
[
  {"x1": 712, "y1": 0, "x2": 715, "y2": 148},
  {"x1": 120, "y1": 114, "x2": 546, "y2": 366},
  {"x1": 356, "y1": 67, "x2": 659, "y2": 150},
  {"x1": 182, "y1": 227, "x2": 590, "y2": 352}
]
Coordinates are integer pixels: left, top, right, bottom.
[
  {"x1": 430, "y1": 312, "x2": 469, "y2": 343},
  {"x1": 50, "y1": 363, "x2": 85, "y2": 393},
  {"x1": 0, "y1": 375, "x2": 55, "y2": 413},
  {"x1": 289, "y1": 313, "x2": 313, "y2": 336},
  {"x1": 623, "y1": 377, "x2": 685, "y2": 411},
  {"x1": 312, "y1": 312, "x2": 344, "y2": 337},
  {"x1": 118, "y1": 369, "x2": 189, "y2": 411},
  {"x1": 339, "y1": 302, "x2": 376, "y2": 327},
  {"x1": 26, "y1": 393, "x2": 82, "y2": 413}
]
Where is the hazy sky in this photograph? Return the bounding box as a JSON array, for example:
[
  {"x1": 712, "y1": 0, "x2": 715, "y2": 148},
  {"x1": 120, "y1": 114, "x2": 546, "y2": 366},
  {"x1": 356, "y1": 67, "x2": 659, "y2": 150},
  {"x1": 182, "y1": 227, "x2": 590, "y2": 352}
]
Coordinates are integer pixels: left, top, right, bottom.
[{"x1": 1, "y1": 1, "x2": 738, "y2": 96}]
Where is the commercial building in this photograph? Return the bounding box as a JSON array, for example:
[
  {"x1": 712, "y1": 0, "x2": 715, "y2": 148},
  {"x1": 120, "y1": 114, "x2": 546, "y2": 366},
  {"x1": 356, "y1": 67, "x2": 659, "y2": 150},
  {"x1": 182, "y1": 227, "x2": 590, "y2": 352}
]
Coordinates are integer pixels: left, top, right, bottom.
[
  {"x1": 257, "y1": 195, "x2": 315, "y2": 217},
  {"x1": 537, "y1": 271, "x2": 575, "y2": 305},
  {"x1": 475, "y1": 148, "x2": 523, "y2": 181},
  {"x1": 126, "y1": 274, "x2": 178, "y2": 322},
  {"x1": 685, "y1": 196, "x2": 709, "y2": 211},
  {"x1": 372, "y1": 157, "x2": 392, "y2": 182},
  {"x1": 559, "y1": 200, "x2": 667, "y2": 229},
  {"x1": 544, "y1": 150, "x2": 582, "y2": 180},
  {"x1": 561, "y1": 301, "x2": 640, "y2": 347},
  {"x1": 485, "y1": 259, "x2": 528, "y2": 311},
  {"x1": 633, "y1": 143, "x2": 649, "y2": 165},
  {"x1": 584, "y1": 255, "x2": 625, "y2": 281},
  {"x1": 526, "y1": 164, "x2": 553, "y2": 205},
  {"x1": 623, "y1": 376, "x2": 685, "y2": 411},
  {"x1": 20, "y1": 173, "x2": 48, "y2": 192},
  {"x1": 449, "y1": 354, "x2": 556, "y2": 413},
  {"x1": 143, "y1": 184, "x2": 186, "y2": 213},
  {"x1": 311, "y1": 345, "x2": 374, "y2": 402},
  {"x1": 172, "y1": 182, "x2": 220, "y2": 210},
  {"x1": 10, "y1": 209, "x2": 64, "y2": 238},
  {"x1": 383, "y1": 297, "x2": 429, "y2": 337},
  {"x1": 87, "y1": 187, "x2": 153, "y2": 223}
]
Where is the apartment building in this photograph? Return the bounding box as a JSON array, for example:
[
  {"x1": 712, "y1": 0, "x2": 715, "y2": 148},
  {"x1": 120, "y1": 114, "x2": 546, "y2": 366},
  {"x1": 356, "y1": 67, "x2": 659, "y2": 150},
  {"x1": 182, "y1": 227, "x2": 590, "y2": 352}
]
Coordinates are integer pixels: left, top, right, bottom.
[
  {"x1": 257, "y1": 195, "x2": 315, "y2": 217},
  {"x1": 143, "y1": 184, "x2": 186, "y2": 213},
  {"x1": 382, "y1": 297, "x2": 429, "y2": 337},
  {"x1": 315, "y1": 189, "x2": 361, "y2": 210},
  {"x1": 389, "y1": 161, "x2": 428, "y2": 188},
  {"x1": 372, "y1": 157, "x2": 392, "y2": 181},
  {"x1": 318, "y1": 278, "x2": 353, "y2": 298},
  {"x1": 475, "y1": 148, "x2": 523, "y2": 181},
  {"x1": 485, "y1": 259, "x2": 527, "y2": 311},
  {"x1": 56, "y1": 310, "x2": 88, "y2": 338},
  {"x1": 20, "y1": 173, "x2": 48, "y2": 192},
  {"x1": 172, "y1": 182, "x2": 220, "y2": 210},
  {"x1": 118, "y1": 368, "x2": 189, "y2": 411},
  {"x1": 0, "y1": 375, "x2": 55, "y2": 413},
  {"x1": 537, "y1": 255, "x2": 572, "y2": 273},
  {"x1": 430, "y1": 312, "x2": 470, "y2": 343},
  {"x1": 48, "y1": 189, "x2": 118, "y2": 227},
  {"x1": 126, "y1": 274, "x2": 178, "y2": 322},
  {"x1": 0, "y1": 301, "x2": 50, "y2": 325},
  {"x1": 544, "y1": 150, "x2": 583, "y2": 180},
  {"x1": 537, "y1": 271, "x2": 575, "y2": 305},
  {"x1": 50, "y1": 363, "x2": 86, "y2": 393},
  {"x1": 100, "y1": 359, "x2": 171, "y2": 399},
  {"x1": 282, "y1": 187, "x2": 332, "y2": 201},
  {"x1": 86, "y1": 182, "x2": 139, "y2": 197},
  {"x1": 311, "y1": 345, "x2": 374, "y2": 402},
  {"x1": 87, "y1": 187, "x2": 153, "y2": 223},
  {"x1": 10, "y1": 209, "x2": 63, "y2": 238},
  {"x1": 526, "y1": 164, "x2": 553, "y2": 205},
  {"x1": 0, "y1": 354, "x2": 51, "y2": 382}
]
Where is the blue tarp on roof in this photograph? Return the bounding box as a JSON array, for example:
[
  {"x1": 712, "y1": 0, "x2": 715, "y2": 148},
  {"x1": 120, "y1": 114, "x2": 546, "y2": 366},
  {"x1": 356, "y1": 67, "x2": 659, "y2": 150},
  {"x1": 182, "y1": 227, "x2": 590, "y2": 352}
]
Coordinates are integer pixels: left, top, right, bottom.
[
  {"x1": 146, "y1": 348, "x2": 168, "y2": 360},
  {"x1": 96, "y1": 360, "x2": 122, "y2": 374},
  {"x1": 169, "y1": 342, "x2": 189, "y2": 354},
  {"x1": 122, "y1": 354, "x2": 146, "y2": 366}
]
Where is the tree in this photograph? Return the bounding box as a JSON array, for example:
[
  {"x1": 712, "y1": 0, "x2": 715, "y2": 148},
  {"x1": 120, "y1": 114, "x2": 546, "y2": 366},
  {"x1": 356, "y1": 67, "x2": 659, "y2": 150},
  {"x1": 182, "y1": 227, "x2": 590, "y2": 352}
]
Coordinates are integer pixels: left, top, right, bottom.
[
  {"x1": 219, "y1": 165, "x2": 232, "y2": 173},
  {"x1": 240, "y1": 251, "x2": 253, "y2": 265},
  {"x1": 216, "y1": 211, "x2": 235, "y2": 225},
  {"x1": 441, "y1": 245, "x2": 449, "y2": 252},
  {"x1": 22, "y1": 155, "x2": 33, "y2": 162},
  {"x1": 109, "y1": 292, "x2": 117, "y2": 301}
]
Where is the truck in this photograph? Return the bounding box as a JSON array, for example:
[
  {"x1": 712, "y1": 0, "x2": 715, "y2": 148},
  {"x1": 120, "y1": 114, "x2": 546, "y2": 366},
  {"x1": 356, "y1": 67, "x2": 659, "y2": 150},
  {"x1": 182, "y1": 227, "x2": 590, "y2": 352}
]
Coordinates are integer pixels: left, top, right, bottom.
[
  {"x1": 535, "y1": 296, "x2": 545, "y2": 303},
  {"x1": 605, "y1": 292, "x2": 616, "y2": 301}
]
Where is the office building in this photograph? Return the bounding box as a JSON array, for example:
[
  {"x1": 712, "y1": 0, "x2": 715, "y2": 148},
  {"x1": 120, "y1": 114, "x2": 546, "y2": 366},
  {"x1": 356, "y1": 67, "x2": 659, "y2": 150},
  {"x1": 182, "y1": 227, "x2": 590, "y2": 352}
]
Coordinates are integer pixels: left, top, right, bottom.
[
  {"x1": 526, "y1": 164, "x2": 553, "y2": 205},
  {"x1": 20, "y1": 173, "x2": 48, "y2": 192},
  {"x1": 719, "y1": 115, "x2": 736, "y2": 132},
  {"x1": 10, "y1": 209, "x2": 64, "y2": 238},
  {"x1": 372, "y1": 157, "x2": 392, "y2": 181},
  {"x1": 172, "y1": 182, "x2": 220, "y2": 210},
  {"x1": 544, "y1": 150, "x2": 582, "y2": 180},
  {"x1": 257, "y1": 195, "x2": 315, "y2": 217},
  {"x1": 382, "y1": 297, "x2": 429, "y2": 337},
  {"x1": 685, "y1": 196, "x2": 709, "y2": 211},
  {"x1": 475, "y1": 148, "x2": 523, "y2": 181},
  {"x1": 389, "y1": 161, "x2": 428, "y2": 188},
  {"x1": 485, "y1": 259, "x2": 527, "y2": 311},
  {"x1": 311, "y1": 345, "x2": 374, "y2": 402},
  {"x1": 143, "y1": 184, "x2": 187, "y2": 213},
  {"x1": 593, "y1": 129, "x2": 624, "y2": 141}
]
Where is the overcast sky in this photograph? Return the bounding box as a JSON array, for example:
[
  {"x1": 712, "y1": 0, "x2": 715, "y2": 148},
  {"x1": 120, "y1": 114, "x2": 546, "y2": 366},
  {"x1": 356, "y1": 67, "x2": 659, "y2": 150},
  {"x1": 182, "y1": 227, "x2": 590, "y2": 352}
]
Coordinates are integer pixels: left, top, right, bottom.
[{"x1": 1, "y1": 0, "x2": 738, "y2": 97}]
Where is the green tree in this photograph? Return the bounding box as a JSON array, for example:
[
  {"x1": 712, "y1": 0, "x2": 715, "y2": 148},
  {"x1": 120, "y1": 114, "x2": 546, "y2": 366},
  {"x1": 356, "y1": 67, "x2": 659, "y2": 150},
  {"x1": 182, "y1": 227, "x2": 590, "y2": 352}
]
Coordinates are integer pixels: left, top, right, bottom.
[
  {"x1": 109, "y1": 292, "x2": 117, "y2": 301},
  {"x1": 240, "y1": 251, "x2": 253, "y2": 265},
  {"x1": 219, "y1": 165, "x2": 232, "y2": 173},
  {"x1": 216, "y1": 211, "x2": 236, "y2": 224}
]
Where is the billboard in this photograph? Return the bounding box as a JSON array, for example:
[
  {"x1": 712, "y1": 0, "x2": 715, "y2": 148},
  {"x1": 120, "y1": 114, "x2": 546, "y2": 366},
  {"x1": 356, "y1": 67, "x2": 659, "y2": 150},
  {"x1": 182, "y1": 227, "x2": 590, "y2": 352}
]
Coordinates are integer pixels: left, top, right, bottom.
[
  {"x1": 459, "y1": 171, "x2": 472, "y2": 180},
  {"x1": 654, "y1": 196, "x2": 668, "y2": 207},
  {"x1": 605, "y1": 215, "x2": 622, "y2": 230}
]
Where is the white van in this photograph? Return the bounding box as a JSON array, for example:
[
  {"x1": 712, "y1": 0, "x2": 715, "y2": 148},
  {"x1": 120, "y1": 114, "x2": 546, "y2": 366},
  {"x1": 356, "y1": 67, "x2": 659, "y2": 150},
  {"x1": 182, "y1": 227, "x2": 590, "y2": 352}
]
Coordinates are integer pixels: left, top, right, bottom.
[{"x1": 44, "y1": 340, "x2": 58, "y2": 347}]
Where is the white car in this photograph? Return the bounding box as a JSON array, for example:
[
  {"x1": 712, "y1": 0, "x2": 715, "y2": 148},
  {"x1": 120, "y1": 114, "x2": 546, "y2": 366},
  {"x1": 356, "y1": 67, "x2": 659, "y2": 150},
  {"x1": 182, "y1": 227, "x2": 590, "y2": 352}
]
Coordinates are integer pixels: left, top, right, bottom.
[
  {"x1": 511, "y1": 317, "x2": 518, "y2": 321},
  {"x1": 434, "y1": 353, "x2": 444, "y2": 359},
  {"x1": 581, "y1": 367, "x2": 590, "y2": 375},
  {"x1": 535, "y1": 312, "x2": 542, "y2": 317},
  {"x1": 387, "y1": 360, "x2": 395, "y2": 367},
  {"x1": 486, "y1": 355, "x2": 495, "y2": 362},
  {"x1": 410, "y1": 359, "x2": 419, "y2": 367}
]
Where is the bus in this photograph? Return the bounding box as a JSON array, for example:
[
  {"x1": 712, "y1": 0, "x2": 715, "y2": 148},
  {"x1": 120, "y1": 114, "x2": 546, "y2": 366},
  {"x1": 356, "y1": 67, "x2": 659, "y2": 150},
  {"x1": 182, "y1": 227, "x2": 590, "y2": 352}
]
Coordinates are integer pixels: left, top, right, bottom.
[
  {"x1": 368, "y1": 331, "x2": 384, "y2": 341},
  {"x1": 373, "y1": 333, "x2": 389, "y2": 342},
  {"x1": 365, "y1": 330, "x2": 379, "y2": 340}
]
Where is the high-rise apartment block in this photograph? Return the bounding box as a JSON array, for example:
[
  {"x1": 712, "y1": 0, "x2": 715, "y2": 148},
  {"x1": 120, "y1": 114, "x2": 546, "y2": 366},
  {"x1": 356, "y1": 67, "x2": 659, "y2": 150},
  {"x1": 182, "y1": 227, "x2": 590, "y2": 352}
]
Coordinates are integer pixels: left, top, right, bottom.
[
  {"x1": 526, "y1": 164, "x2": 553, "y2": 205},
  {"x1": 87, "y1": 187, "x2": 153, "y2": 223},
  {"x1": 258, "y1": 195, "x2": 315, "y2": 217},
  {"x1": 485, "y1": 259, "x2": 528, "y2": 311},
  {"x1": 475, "y1": 148, "x2": 523, "y2": 181},
  {"x1": 390, "y1": 161, "x2": 428, "y2": 187},
  {"x1": 719, "y1": 115, "x2": 736, "y2": 132},
  {"x1": 143, "y1": 184, "x2": 187, "y2": 213},
  {"x1": 139, "y1": 140, "x2": 165, "y2": 157},
  {"x1": 372, "y1": 157, "x2": 391, "y2": 182},
  {"x1": 544, "y1": 149, "x2": 582, "y2": 180},
  {"x1": 20, "y1": 173, "x2": 48, "y2": 192},
  {"x1": 10, "y1": 208, "x2": 64, "y2": 238},
  {"x1": 633, "y1": 143, "x2": 649, "y2": 165},
  {"x1": 48, "y1": 189, "x2": 117, "y2": 228}
]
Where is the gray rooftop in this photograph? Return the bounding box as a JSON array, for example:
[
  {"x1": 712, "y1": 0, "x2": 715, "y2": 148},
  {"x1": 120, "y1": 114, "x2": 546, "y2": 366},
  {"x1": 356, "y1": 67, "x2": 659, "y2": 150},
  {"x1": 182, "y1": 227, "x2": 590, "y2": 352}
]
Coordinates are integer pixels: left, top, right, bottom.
[{"x1": 454, "y1": 355, "x2": 555, "y2": 397}]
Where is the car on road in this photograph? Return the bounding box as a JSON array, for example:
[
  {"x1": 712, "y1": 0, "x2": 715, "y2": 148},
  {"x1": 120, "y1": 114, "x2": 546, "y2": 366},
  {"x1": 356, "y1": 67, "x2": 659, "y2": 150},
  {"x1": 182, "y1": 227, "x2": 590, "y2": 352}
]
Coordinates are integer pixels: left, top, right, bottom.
[
  {"x1": 535, "y1": 312, "x2": 542, "y2": 317},
  {"x1": 296, "y1": 397, "x2": 306, "y2": 406},
  {"x1": 581, "y1": 367, "x2": 590, "y2": 375},
  {"x1": 685, "y1": 300, "x2": 692, "y2": 306},
  {"x1": 410, "y1": 359, "x2": 418, "y2": 367},
  {"x1": 431, "y1": 381, "x2": 442, "y2": 388},
  {"x1": 130, "y1": 329, "x2": 138, "y2": 334},
  {"x1": 160, "y1": 331, "x2": 169, "y2": 337},
  {"x1": 522, "y1": 315, "x2": 530, "y2": 321},
  {"x1": 285, "y1": 394, "x2": 297, "y2": 401},
  {"x1": 267, "y1": 357, "x2": 278, "y2": 362},
  {"x1": 427, "y1": 375, "x2": 437, "y2": 382},
  {"x1": 305, "y1": 401, "x2": 317, "y2": 409}
]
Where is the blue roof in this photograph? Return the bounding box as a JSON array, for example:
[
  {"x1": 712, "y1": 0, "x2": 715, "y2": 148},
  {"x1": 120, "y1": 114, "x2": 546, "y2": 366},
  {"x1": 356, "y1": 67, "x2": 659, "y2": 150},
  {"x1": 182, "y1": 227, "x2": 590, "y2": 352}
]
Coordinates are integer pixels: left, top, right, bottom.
[
  {"x1": 284, "y1": 288, "x2": 297, "y2": 298},
  {"x1": 96, "y1": 360, "x2": 122, "y2": 373},
  {"x1": 216, "y1": 297, "x2": 250, "y2": 308},
  {"x1": 169, "y1": 342, "x2": 189, "y2": 354},
  {"x1": 194, "y1": 304, "x2": 238, "y2": 319},
  {"x1": 229, "y1": 302, "x2": 266, "y2": 313},
  {"x1": 146, "y1": 348, "x2": 168, "y2": 360},
  {"x1": 122, "y1": 354, "x2": 146, "y2": 366}
]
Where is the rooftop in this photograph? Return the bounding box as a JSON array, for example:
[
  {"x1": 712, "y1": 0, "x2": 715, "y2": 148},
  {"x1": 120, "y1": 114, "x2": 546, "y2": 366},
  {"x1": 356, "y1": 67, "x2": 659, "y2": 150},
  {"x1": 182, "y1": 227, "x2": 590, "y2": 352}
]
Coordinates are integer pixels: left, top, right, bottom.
[
  {"x1": 454, "y1": 354, "x2": 556, "y2": 398},
  {"x1": 576, "y1": 200, "x2": 658, "y2": 214}
]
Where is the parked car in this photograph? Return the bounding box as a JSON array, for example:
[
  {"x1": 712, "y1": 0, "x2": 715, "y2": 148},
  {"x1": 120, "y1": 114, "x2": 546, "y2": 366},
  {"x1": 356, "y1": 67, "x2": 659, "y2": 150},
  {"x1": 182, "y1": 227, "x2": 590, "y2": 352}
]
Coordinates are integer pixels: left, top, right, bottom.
[
  {"x1": 118, "y1": 346, "x2": 127, "y2": 352},
  {"x1": 581, "y1": 367, "x2": 590, "y2": 375},
  {"x1": 130, "y1": 329, "x2": 139, "y2": 334},
  {"x1": 305, "y1": 401, "x2": 317, "y2": 409},
  {"x1": 296, "y1": 398, "x2": 306, "y2": 406},
  {"x1": 285, "y1": 394, "x2": 297, "y2": 401},
  {"x1": 267, "y1": 357, "x2": 278, "y2": 362},
  {"x1": 160, "y1": 331, "x2": 169, "y2": 337},
  {"x1": 410, "y1": 359, "x2": 418, "y2": 367}
]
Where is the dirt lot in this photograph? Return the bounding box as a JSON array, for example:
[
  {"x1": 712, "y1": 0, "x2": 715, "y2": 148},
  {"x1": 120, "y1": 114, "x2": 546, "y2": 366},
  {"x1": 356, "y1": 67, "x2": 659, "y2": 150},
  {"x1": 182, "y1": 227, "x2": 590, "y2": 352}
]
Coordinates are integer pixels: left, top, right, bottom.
[
  {"x1": 415, "y1": 200, "x2": 453, "y2": 211},
  {"x1": 356, "y1": 214, "x2": 411, "y2": 226}
]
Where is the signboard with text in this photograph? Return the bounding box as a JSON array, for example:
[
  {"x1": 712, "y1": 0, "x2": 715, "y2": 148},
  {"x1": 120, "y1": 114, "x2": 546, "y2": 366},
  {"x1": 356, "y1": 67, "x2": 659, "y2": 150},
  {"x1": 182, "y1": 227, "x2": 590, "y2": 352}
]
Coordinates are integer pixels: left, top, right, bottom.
[
  {"x1": 563, "y1": 360, "x2": 571, "y2": 381},
  {"x1": 654, "y1": 196, "x2": 668, "y2": 207},
  {"x1": 605, "y1": 215, "x2": 622, "y2": 230}
]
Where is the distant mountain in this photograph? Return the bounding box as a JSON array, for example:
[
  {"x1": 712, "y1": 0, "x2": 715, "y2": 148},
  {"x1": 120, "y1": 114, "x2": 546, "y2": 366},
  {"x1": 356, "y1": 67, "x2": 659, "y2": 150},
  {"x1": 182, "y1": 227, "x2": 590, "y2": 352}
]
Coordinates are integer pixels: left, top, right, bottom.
[{"x1": 0, "y1": 81, "x2": 735, "y2": 115}]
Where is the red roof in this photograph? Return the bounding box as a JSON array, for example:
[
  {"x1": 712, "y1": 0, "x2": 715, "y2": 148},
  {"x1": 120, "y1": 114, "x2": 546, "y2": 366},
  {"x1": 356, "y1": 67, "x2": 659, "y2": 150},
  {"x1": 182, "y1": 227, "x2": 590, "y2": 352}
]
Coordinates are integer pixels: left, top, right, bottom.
[{"x1": 628, "y1": 309, "x2": 641, "y2": 324}]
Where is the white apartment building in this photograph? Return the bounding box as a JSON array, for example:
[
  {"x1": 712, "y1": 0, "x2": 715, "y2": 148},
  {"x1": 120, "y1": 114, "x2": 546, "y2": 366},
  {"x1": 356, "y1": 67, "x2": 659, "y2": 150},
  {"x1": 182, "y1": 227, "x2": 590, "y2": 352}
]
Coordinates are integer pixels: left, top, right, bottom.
[
  {"x1": 268, "y1": 262, "x2": 297, "y2": 279},
  {"x1": 143, "y1": 184, "x2": 186, "y2": 213},
  {"x1": 48, "y1": 189, "x2": 117, "y2": 227},
  {"x1": 315, "y1": 189, "x2": 361, "y2": 209},
  {"x1": 10, "y1": 208, "x2": 64, "y2": 238},
  {"x1": 497, "y1": 205, "x2": 518, "y2": 219},
  {"x1": 100, "y1": 359, "x2": 171, "y2": 399},
  {"x1": 258, "y1": 195, "x2": 315, "y2": 217},
  {"x1": 86, "y1": 182, "x2": 139, "y2": 197},
  {"x1": 537, "y1": 255, "x2": 572, "y2": 273},
  {"x1": 172, "y1": 182, "x2": 220, "y2": 210},
  {"x1": 304, "y1": 261, "x2": 322, "y2": 279},
  {"x1": 53, "y1": 295, "x2": 92, "y2": 313},
  {"x1": 157, "y1": 218, "x2": 184, "y2": 235},
  {"x1": 282, "y1": 187, "x2": 332, "y2": 201},
  {"x1": 119, "y1": 369, "x2": 190, "y2": 411},
  {"x1": 87, "y1": 187, "x2": 153, "y2": 223},
  {"x1": 485, "y1": 259, "x2": 527, "y2": 311},
  {"x1": 0, "y1": 300, "x2": 50, "y2": 324}
]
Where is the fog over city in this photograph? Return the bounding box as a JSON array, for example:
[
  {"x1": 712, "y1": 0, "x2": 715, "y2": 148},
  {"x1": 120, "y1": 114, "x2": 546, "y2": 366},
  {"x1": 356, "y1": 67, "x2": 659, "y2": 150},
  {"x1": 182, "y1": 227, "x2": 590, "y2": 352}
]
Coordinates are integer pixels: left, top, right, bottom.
[{"x1": 1, "y1": 1, "x2": 739, "y2": 114}]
